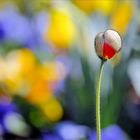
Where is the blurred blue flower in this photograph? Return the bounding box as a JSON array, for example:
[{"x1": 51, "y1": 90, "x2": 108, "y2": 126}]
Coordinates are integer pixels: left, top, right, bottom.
[
  {"x1": 25, "y1": 12, "x2": 44, "y2": 49},
  {"x1": 0, "y1": 5, "x2": 32, "y2": 44},
  {"x1": 0, "y1": 5, "x2": 52, "y2": 57},
  {"x1": 42, "y1": 132, "x2": 61, "y2": 140},
  {"x1": 90, "y1": 124, "x2": 129, "y2": 140},
  {"x1": 55, "y1": 121, "x2": 90, "y2": 140},
  {"x1": 0, "y1": 97, "x2": 17, "y2": 119},
  {"x1": 25, "y1": 11, "x2": 51, "y2": 56},
  {"x1": 0, "y1": 97, "x2": 30, "y2": 137},
  {"x1": 0, "y1": 97, "x2": 17, "y2": 132},
  {"x1": 0, "y1": 22, "x2": 5, "y2": 40}
]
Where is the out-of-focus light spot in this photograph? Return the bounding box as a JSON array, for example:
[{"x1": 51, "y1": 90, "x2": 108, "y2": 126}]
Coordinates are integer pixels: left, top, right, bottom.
[
  {"x1": 4, "y1": 112, "x2": 30, "y2": 137},
  {"x1": 40, "y1": 97, "x2": 63, "y2": 122}
]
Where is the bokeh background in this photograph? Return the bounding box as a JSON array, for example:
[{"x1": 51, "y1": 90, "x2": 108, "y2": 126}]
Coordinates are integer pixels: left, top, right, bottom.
[{"x1": 0, "y1": 0, "x2": 140, "y2": 140}]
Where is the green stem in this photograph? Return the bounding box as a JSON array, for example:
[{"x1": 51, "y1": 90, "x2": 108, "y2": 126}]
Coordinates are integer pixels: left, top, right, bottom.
[{"x1": 96, "y1": 60, "x2": 104, "y2": 140}]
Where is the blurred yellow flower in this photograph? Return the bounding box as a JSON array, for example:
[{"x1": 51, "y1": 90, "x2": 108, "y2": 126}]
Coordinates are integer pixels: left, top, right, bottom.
[
  {"x1": 44, "y1": 9, "x2": 76, "y2": 49},
  {"x1": 26, "y1": 79, "x2": 52, "y2": 105},
  {"x1": 40, "y1": 97, "x2": 63, "y2": 122},
  {"x1": 38, "y1": 63, "x2": 58, "y2": 82},
  {"x1": 38, "y1": 61, "x2": 66, "y2": 82},
  {"x1": 3, "y1": 49, "x2": 36, "y2": 94},
  {"x1": 18, "y1": 49, "x2": 36, "y2": 75},
  {"x1": 110, "y1": 1, "x2": 133, "y2": 35},
  {"x1": 26, "y1": 61, "x2": 66, "y2": 106},
  {"x1": 5, "y1": 49, "x2": 36, "y2": 79},
  {"x1": 73, "y1": 0, "x2": 96, "y2": 14},
  {"x1": 0, "y1": 48, "x2": 65, "y2": 123},
  {"x1": 95, "y1": 0, "x2": 116, "y2": 16},
  {"x1": 73, "y1": 0, "x2": 116, "y2": 16}
]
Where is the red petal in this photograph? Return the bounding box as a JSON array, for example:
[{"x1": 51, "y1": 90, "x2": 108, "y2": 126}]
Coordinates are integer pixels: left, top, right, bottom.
[{"x1": 103, "y1": 42, "x2": 116, "y2": 59}]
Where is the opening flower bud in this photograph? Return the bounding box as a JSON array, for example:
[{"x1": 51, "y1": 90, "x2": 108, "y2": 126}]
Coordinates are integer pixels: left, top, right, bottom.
[{"x1": 95, "y1": 29, "x2": 121, "y2": 60}]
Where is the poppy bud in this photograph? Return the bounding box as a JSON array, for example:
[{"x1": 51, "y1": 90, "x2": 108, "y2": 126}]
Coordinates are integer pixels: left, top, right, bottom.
[{"x1": 95, "y1": 29, "x2": 121, "y2": 60}]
